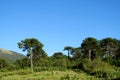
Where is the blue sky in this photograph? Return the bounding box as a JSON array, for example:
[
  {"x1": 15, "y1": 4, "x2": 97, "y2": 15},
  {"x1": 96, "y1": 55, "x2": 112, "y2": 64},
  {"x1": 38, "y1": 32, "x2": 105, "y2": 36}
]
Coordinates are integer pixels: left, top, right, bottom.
[{"x1": 0, "y1": 0, "x2": 120, "y2": 56}]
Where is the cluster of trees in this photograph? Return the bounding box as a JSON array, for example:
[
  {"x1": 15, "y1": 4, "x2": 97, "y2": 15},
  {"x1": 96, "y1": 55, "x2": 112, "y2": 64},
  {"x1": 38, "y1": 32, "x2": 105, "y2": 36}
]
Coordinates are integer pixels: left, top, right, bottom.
[
  {"x1": 15, "y1": 37, "x2": 120, "y2": 71},
  {"x1": 71, "y1": 37, "x2": 120, "y2": 65},
  {"x1": 68, "y1": 37, "x2": 120, "y2": 60},
  {"x1": 0, "y1": 37, "x2": 120, "y2": 79}
]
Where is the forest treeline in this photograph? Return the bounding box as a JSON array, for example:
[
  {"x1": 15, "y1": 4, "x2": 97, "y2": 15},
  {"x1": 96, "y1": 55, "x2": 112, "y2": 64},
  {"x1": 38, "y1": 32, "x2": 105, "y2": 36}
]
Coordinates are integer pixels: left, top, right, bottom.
[{"x1": 0, "y1": 37, "x2": 120, "y2": 79}]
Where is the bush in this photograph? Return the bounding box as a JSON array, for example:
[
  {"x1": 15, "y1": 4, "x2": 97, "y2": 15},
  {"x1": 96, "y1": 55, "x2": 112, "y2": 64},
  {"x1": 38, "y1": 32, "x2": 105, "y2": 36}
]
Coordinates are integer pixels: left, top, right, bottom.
[
  {"x1": 34, "y1": 67, "x2": 66, "y2": 72},
  {"x1": 89, "y1": 58, "x2": 120, "y2": 79},
  {"x1": 61, "y1": 74, "x2": 70, "y2": 80},
  {"x1": 73, "y1": 58, "x2": 120, "y2": 79}
]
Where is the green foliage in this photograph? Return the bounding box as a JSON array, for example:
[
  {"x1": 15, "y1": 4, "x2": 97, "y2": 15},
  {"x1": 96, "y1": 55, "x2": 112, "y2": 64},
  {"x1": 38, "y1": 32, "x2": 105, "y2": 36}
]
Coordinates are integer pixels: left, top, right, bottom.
[
  {"x1": 111, "y1": 59, "x2": 120, "y2": 67},
  {"x1": 81, "y1": 37, "x2": 100, "y2": 60},
  {"x1": 0, "y1": 58, "x2": 9, "y2": 69},
  {"x1": 52, "y1": 52, "x2": 66, "y2": 59},
  {"x1": 1, "y1": 37, "x2": 120, "y2": 80},
  {"x1": 89, "y1": 58, "x2": 120, "y2": 79},
  {"x1": 100, "y1": 37, "x2": 119, "y2": 58},
  {"x1": 0, "y1": 70, "x2": 98, "y2": 80},
  {"x1": 34, "y1": 67, "x2": 66, "y2": 72},
  {"x1": 15, "y1": 58, "x2": 30, "y2": 69},
  {"x1": 18, "y1": 38, "x2": 46, "y2": 72},
  {"x1": 69, "y1": 57, "x2": 120, "y2": 79},
  {"x1": 81, "y1": 37, "x2": 99, "y2": 50},
  {"x1": 64, "y1": 46, "x2": 74, "y2": 59},
  {"x1": 0, "y1": 58, "x2": 17, "y2": 72},
  {"x1": 61, "y1": 74, "x2": 70, "y2": 80}
]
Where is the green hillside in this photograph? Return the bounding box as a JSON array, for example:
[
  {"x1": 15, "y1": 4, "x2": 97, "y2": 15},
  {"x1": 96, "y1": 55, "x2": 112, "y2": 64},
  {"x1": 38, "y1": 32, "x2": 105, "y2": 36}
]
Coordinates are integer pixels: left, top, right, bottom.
[{"x1": 0, "y1": 48, "x2": 26, "y2": 63}]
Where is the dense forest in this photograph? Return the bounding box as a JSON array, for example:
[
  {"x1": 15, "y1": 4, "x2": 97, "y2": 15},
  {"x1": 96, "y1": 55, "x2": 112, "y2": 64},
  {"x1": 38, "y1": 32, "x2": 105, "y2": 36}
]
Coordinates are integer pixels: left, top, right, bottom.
[{"x1": 0, "y1": 37, "x2": 120, "y2": 80}]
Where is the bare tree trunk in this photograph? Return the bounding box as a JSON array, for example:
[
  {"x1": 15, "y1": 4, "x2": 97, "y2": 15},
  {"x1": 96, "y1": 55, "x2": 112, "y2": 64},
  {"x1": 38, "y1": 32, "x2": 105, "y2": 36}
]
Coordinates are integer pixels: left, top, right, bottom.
[{"x1": 89, "y1": 50, "x2": 91, "y2": 61}]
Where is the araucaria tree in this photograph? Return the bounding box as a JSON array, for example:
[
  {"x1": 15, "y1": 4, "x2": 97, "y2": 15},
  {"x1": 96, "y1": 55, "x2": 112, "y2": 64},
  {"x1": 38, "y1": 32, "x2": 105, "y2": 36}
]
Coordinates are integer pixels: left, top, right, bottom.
[
  {"x1": 100, "y1": 38, "x2": 119, "y2": 58},
  {"x1": 18, "y1": 38, "x2": 44, "y2": 72},
  {"x1": 64, "y1": 46, "x2": 73, "y2": 60},
  {"x1": 81, "y1": 37, "x2": 99, "y2": 60}
]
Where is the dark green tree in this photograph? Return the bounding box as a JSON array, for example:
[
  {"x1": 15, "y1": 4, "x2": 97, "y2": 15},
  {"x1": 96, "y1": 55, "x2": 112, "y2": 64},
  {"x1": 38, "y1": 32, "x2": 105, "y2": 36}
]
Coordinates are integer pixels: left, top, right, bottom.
[
  {"x1": 18, "y1": 38, "x2": 44, "y2": 72},
  {"x1": 100, "y1": 38, "x2": 119, "y2": 58},
  {"x1": 53, "y1": 52, "x2": 66, "y2": 59},
  {"x1": 110, "y1": 40, "x2": 120, "y2": 67},
  {"x1": 15, "y1": 57, "x2": 30, "y2": 69},
  {"x1": 81, "y1": 37, "x2": 99, "y2": 60},
  {"x1": 0, "y1": 58, "x2": 9, "y2": 69},
  {"x1": 72, "y1": 47, "x2": 85, "y2": 60},
  {"x1": 52, "y1": 52, "x2": 67, "y2": 67},
  {"x1": 32, "y1": 45, "x2": 47, "y2": 66},
  {"x1": 64, "y1": 46, "x2": 74, "y2": 68},
  {"x1": 115, "y1": 47, "x2": 120, "y2": 60},
  {"x1": 64, "y1": 46, "x2": 73, "y2": 60}
]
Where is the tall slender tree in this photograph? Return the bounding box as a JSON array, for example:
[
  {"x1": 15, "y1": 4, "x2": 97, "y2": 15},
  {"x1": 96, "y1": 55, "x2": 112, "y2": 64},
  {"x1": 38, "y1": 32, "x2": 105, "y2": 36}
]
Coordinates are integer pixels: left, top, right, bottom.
[
  {"x1": 18, "y1": 38, "x2": 44, "y2": 72},
  {"x1": 64, "y1": 46, "x2": 73, "y2": 60},
  {"x1": 64, "y1": 46, "x2": 73, "y2": 68}
]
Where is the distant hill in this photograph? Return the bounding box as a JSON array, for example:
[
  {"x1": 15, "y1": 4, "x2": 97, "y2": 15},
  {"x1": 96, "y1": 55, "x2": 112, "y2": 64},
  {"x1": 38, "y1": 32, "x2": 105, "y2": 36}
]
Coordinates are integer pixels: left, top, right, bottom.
[{"x1": 0, "y1": 48, "x2": 26, "y2": 63}]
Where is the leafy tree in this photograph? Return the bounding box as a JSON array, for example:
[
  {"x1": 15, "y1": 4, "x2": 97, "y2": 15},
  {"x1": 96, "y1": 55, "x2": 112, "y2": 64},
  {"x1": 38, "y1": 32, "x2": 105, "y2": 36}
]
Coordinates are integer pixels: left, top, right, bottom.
[
  {"x1": 52, "y1": 52, "x2": 67, "y2": 67},
  {"x1": 72, "y1": 47, "x2": 83, "y2": 59},
  {"x1": 0, "y1": 58, "x2": 9, "y2": 69},
  {"x1": 64, "y1": 46, "x2": 74, "y2": 68},
  {"x1": 64, "y1": 46, "x2": 73, "y2": 60},
  {"x1": 111, "y1": 41, "x2": 120, "y2": 67},
  {"x1": 15, "y1": 58, "x2": 30, "y2": 69},
  {"x1": 52, "y1": 52, "x2": 66, "y2": 59},
  {"x1": 100, "y1": 38, "x2": 119, "y2": 58},
  {"x1": 115, "y1": 47, "x2": 120, "y2": 60},
  {"x1": 18, "y1": 38, "x2": 44, "y2": 72},
  {"x1": 32, "y1": 45, "x2": 47, "y2": 66},
  {"x1": 81, "y1": 37, "x2": 99, "y2": 60}
]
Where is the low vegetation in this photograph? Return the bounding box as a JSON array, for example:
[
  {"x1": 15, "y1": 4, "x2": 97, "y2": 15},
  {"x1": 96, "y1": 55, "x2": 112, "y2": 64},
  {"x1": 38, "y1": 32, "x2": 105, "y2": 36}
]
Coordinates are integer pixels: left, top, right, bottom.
[{"x1": 0, "y1": 68, "x2": 99, "y2": 80}]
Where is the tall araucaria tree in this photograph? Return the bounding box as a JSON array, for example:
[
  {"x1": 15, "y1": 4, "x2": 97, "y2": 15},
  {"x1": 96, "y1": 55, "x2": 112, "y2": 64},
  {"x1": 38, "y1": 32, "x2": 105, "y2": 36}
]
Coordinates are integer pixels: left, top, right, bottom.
[
  {"x1": 64, "y1": 46, "x2": 73, "y2": 60},
  {"x1": 18, "y1": 38, "x2": 44, "y2": 72},
  {"x1": 81, "y1": 37, "x2": 99, "y2": 60},
  {"x1": 100, "y1": 38, "x2": 119, "y2": 58}
]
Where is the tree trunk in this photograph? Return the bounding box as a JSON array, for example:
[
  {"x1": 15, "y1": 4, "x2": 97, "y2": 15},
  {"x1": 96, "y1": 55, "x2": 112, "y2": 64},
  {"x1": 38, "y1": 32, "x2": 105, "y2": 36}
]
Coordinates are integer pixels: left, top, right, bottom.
[
  {"x1": 68, "y1": 50, "x2": 70, "y2": 60},
  {"x1": 89, "y1": 50, "x2": 91, "y2": 61},
  {"x1": 67, "y1": 50, "x2": 70, "y2": 69},
  {"x1": 106, "y1": 45, "x2": 110, "y2": 57},
  {"x1": 30, "y1": 51, "x2": 33, "y2": 73}
]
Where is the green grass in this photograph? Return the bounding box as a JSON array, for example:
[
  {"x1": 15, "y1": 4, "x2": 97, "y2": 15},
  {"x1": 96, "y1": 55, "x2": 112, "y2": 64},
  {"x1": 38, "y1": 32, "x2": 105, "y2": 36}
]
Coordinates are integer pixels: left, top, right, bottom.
[{"x1": 0, "y1": 69, "x2": 99, "y2": 80}]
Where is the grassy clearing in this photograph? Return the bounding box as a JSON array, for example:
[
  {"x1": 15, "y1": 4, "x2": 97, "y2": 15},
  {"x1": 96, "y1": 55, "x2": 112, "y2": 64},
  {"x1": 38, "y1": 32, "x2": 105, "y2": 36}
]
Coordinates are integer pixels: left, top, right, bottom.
[{"x1": 0, "y1": 69, "x2": 99, "y2": 80}]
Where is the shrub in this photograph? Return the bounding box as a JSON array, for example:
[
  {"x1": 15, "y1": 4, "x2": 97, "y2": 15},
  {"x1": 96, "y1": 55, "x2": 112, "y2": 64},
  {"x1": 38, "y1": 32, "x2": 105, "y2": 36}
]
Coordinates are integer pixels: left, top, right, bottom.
[
  {"x1": 89, "y1": 58, "x2": 120, "y2": 79},
  {"x1": 60, "y1": 74, "x2": 70, "y2": 80}
]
